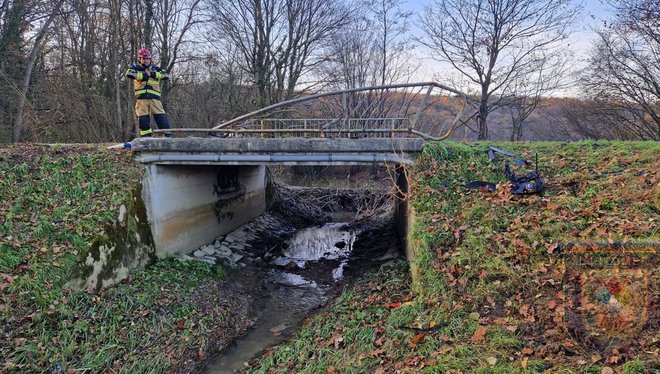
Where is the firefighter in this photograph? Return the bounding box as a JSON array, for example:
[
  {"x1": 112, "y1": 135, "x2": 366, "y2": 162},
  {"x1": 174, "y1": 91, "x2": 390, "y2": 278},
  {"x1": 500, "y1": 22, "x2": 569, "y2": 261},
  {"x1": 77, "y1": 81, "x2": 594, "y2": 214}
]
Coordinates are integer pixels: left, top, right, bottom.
[{"x1": 126, "y1": 48, "x2": 172, "y2": 137}]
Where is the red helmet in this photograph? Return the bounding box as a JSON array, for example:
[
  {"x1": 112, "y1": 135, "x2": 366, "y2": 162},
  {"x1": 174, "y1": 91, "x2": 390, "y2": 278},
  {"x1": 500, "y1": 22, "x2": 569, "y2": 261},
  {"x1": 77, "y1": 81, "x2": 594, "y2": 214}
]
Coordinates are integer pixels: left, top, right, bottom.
[{"x1": 137, "y1": 48, "x2": 152, "y2": 59}]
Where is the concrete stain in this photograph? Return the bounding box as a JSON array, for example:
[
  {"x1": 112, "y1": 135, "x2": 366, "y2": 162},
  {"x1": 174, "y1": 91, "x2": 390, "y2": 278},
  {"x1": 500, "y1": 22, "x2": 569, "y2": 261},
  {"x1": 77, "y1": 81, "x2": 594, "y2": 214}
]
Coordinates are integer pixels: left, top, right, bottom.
[{"x1": 67, "y1": 182, "x2": 156, "y2": 292}]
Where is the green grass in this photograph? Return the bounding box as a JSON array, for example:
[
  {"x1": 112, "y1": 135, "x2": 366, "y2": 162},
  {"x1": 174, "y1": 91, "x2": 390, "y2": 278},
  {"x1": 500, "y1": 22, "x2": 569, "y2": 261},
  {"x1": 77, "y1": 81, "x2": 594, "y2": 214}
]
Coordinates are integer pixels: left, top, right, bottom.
[
  {"x1": 0, "y1": 145, "x2": 236, "y2": 373},
  {"x1": 3, "y1": 141, "x2": 658, "y2": 373},
  {"x1": 249, "y1": 141, "x2": 660, "y2": 373}
]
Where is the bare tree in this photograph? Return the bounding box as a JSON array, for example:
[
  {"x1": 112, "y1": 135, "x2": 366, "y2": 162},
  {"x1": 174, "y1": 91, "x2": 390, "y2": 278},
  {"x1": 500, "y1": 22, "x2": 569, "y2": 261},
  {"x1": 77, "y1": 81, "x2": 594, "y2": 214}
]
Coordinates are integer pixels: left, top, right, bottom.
[
  {"x1": 323, "y1": 0, "x2": 415, "y2": 89},
  {"x1": 557, "y1": 99, "x2": 645, "y2": 140},
  {"x1": 152, "y1": 0, "x2": 207, "y2": 108},
  {"x1": 143, "y1": 0, "x2": 154, "y2": 49},
  {"x1": 0, "y1": 0, "x2": 45, "y2": 142},
  {"x1": 420, "y1": 0, "x2": 580, "y2": 139},
  {"x1": 367, "y1": 0, "x2": 414, "y2": 86},
  {"x1": 13, "y1": 0, "x2": 65, "y2": 142},
  {"x1": 208, "y1": 0, "x2": 353, "y2": 107},
  {"x1": 321, "y1": 18, "x2": 379, "y2": 89},
  {"x1": 316, "y1": 0, "x2": 418, "y2": 130},
  {"x1": 580, "y1": 0, "x2": 659, "y2": 140},
  {"x1": 504, "y1": 50, "x2": 569, "y2": 141}
]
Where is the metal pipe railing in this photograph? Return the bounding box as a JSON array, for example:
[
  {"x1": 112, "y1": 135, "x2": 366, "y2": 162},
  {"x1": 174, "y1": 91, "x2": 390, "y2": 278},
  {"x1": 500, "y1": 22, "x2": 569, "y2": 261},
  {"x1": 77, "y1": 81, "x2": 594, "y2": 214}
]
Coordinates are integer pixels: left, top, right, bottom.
[{"x1": 154, "y1": 82, "x2": 469, "y2": 140}]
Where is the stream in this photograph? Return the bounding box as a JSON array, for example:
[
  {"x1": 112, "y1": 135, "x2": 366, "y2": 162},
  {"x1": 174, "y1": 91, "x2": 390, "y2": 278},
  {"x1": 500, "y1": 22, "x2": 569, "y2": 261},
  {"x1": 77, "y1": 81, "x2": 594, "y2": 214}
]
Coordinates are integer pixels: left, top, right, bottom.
[{"x1": 201, "y1": 212, "x2": 400, "y2": 373}]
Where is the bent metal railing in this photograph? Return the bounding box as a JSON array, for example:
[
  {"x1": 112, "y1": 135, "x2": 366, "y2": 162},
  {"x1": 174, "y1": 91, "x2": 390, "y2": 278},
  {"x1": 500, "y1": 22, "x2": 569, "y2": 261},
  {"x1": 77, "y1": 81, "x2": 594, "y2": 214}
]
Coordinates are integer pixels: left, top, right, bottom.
[{"x1": 154, "y1": 82, "x2": 469, "y2": 141}]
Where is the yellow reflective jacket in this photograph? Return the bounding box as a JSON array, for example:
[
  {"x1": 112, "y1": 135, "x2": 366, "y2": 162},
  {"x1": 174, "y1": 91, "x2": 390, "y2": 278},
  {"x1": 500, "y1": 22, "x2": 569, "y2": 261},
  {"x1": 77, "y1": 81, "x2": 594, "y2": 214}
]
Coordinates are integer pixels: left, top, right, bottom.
[{"x1": 126, "y1": 63, "x2": 169, "y2": 100}]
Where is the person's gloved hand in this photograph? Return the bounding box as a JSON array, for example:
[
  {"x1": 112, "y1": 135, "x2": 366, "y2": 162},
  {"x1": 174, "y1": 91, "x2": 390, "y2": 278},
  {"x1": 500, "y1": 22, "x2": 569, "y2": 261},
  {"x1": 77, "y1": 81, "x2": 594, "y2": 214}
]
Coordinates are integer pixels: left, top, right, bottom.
[
  {"x1": 150, "y1": 70, "x2": 158, "y2": 79},
  {"x1": 126, "y1": 69, "x2": 137, "y2": 79}
]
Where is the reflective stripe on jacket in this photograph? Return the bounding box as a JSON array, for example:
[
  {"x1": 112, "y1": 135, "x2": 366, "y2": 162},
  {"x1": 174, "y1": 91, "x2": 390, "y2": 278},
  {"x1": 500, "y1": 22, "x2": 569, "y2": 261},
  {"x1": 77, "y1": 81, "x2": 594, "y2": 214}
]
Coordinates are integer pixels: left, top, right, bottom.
[{"x1": 126, "y1": 63, "x2": 169, "y2": 100}]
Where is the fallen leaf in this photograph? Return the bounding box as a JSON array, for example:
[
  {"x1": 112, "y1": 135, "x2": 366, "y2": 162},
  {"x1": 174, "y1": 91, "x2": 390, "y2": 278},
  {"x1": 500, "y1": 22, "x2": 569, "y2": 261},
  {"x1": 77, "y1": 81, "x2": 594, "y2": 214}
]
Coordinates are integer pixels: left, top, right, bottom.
[
  {"x1": 438, "y1": 345, "x2": 452, "y2": 354},
  {"x1": 547, "y1": 300, "x2": 557, "y2": 310},
  {"x1": 601, "y1": 367, "x2": 614, "y2": 374},
  {"x1": 487, "y1": 357, "x2": 497, "y2": 365},
  {"x1": 471, "y1": 326, "x2": 487, "y2": 343},
  {"x1": 405, "y1": 354, "x2": 423, "y2": 367},
  {"x1": 522, "y1": 348, "x2": 534, "y2": 355},
  {"x1": 607, "y1": 355, "x2": 620, "y2": 364},
  {"x1": 329, "y1": 334, "x2": 344, "y2": 349},
  {"x1": 367, "y1": 349, "x2": 386, "y2": 358},
  {"x1": 493, "y1": 317, "x2": 508, "y2": 324},
  {"x1": 521, "y1": 357, "x2": 528, "y2": 369},
  {"x1": 1, "y1": 273, "x2": 15, "y2": 284},
  {"x1": 412, "y1": 333, "x2": 425, "y2": 344},
  {"x1": 519, "y1": 304, "x2": 530, "y2": 317}
]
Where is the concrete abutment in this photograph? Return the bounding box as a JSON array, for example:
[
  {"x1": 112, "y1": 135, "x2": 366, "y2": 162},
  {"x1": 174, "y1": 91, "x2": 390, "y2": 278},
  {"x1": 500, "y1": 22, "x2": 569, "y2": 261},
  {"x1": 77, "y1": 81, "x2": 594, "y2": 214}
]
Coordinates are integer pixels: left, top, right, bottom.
[{"x1": 141, "y1": 164, "x2": 268, "y2": 258}]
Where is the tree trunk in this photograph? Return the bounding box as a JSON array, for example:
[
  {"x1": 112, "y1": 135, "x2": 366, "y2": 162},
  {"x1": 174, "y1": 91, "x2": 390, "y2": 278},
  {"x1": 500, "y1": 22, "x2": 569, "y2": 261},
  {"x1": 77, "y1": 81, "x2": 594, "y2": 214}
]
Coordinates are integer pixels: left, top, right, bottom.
[
  {"x1": 108, "y1": 0, "x2": 122, "y2": 141},
  {"x1": 13, "y1": 0, "x2": 64, "y2": 142},
  {"x1": 511, "y1": 118, "x2": 523, "y2": 141},
  {"x1": 144, "y1": 0, "x2": 154, "y2": 49},
  {"x1": 477, "y1": 94, "x2": 489, "y2": 140}
]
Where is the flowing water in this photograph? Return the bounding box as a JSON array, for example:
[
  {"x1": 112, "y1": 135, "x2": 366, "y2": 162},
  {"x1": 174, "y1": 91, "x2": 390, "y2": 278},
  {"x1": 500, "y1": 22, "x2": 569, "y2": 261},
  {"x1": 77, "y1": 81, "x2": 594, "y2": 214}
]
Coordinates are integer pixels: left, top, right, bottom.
[{"x1": 203, "y1": 216, "x2": 397, "y2": 373}]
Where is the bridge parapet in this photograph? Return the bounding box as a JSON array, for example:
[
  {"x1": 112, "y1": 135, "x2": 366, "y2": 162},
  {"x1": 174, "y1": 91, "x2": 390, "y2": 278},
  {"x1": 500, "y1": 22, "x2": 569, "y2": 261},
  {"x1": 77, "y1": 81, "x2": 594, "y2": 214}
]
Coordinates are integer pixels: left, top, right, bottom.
[{"x1": 132, "y1": 137, "x2": 425, "y2": 165}]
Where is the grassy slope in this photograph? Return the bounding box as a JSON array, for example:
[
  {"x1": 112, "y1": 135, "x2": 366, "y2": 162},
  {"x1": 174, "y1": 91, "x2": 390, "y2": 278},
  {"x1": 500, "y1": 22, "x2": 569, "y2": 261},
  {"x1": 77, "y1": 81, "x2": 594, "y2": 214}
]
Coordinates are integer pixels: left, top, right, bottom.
[
  {"x1": 1, "y1": 142, "x2": 657, "y2": 373},
  {"x1": 0, "y1": 145, "x2": 243, "y2": 373},
  {"x1": 251, "y1": 141, "x2": 659, "y2": 373}
]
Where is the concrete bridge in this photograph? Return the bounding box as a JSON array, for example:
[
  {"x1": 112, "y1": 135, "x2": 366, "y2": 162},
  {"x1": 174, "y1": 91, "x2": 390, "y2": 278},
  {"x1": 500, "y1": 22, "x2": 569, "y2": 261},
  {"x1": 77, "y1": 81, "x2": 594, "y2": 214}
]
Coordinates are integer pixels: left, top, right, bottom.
[
  {"x1": 129, "y1": 82, "x2": 468, "y2": 258},
  {"x1": 130, "y1": 137, "x2": 422, "y2": 258}
]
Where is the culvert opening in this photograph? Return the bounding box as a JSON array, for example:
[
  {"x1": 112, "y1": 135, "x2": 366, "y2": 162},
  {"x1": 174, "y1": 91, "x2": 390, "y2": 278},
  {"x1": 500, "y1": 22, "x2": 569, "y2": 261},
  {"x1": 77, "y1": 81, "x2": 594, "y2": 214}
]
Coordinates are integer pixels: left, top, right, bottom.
[{"x1": 200, "y1": 165, "x2": 406, "y2": 373}]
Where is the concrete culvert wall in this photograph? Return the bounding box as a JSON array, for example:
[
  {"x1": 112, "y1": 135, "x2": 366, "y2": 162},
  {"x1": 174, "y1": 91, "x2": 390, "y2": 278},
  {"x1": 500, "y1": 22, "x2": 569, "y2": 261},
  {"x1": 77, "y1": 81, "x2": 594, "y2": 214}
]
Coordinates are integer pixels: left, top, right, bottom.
[{"x1": 141, "y1": 164, "x2": 268, "y2": 258}]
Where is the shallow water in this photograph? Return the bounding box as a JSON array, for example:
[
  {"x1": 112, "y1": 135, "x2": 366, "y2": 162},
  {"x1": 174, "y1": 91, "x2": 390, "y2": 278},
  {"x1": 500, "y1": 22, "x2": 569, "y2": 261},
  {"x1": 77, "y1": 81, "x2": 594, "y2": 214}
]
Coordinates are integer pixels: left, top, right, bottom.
[
  {"x1": 203, "y1": 221, "x2": 361, "y2": 373},
  {"x1": 204, "y1": 281, "x2": 326, "y2": 373}
]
